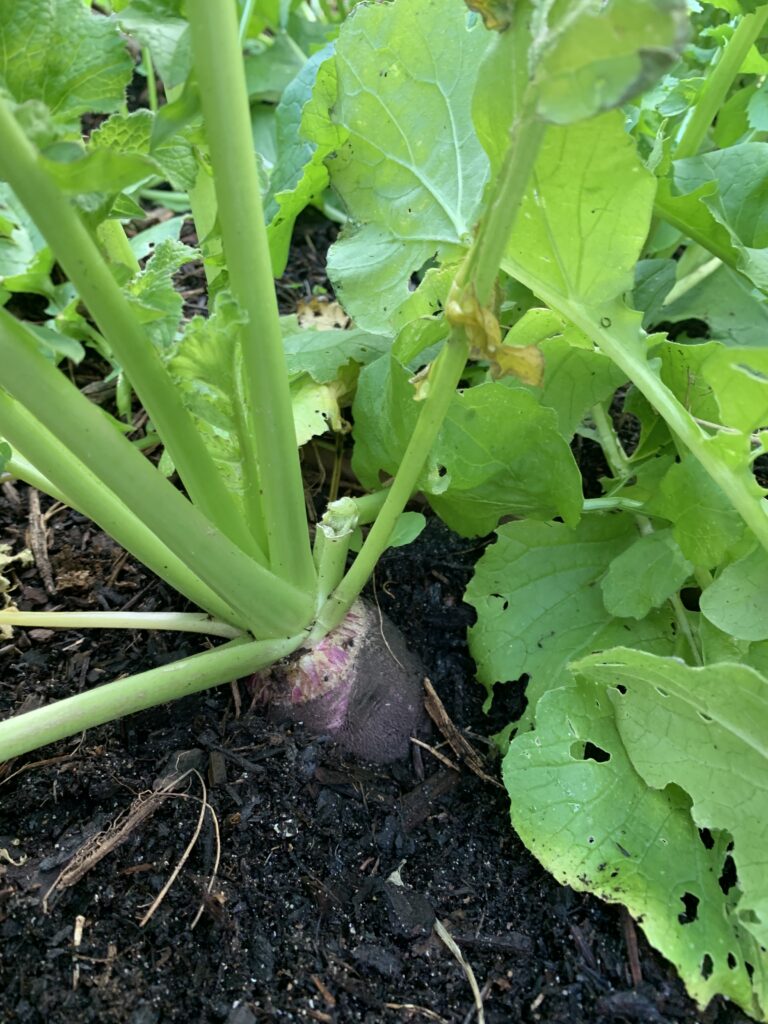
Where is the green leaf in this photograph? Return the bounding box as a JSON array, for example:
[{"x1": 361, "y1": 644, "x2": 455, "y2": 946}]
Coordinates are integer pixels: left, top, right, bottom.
[
  {"x1": 127, "y1": 240, "x2": 195, "y2": 352},
  {"x1": 266, "y1": 45, "x2": 340, "y2": 276},
  {"x1": 117, "y1": 1, "x2": 191, "y2": 89},
  {"x1": 388, "y1": 510, "x2": 427, "y2": 548},
  {"x1": 466, "y1": 516, "x2": 676, "y2": 712},
  {"x1": 40, "y1": 148, "x2": 158, "y2": 196},
  {"x1": 312, "y1": 0, "x2": 491, "y2": 331},
  {"x1": 653, "y1": 177, "x2": 741, "y2": 280},
  {"x1": 245, "y1": 33, "x2": 306, "y2": 103},
  {"x1": 505, "y1": 112, "x2": 657, "y2": 306},
  {"x1": 0, "y1": 440, "x2": 10, "y2": 475},
  {"x1": 748, "y1": 80, "x2": 768, "y2": 131},
  {"x1": 0, "y1": 0, "x2": 132, "y2": 121},
  {"x1": 671, "y1": 145, "x2": 768, "y2": 292},
  {"x1": 577, "y1": 647, "x2": 768, "y2": 956},
  {"x1": 661, "y1": 263, "x2": 768, "y2": 347},
  {"x1": 0, "y1": 183, "x2": 52, "y2": 288},
  {"x1": 429, "y1": 384, "x2": 583, "y2": 535},
  {"x1": 701, "y1": 346, "x2": 768, "y2": 432},
  {"x1": 353, "y1": 356, "x2": 582, "y2": 536},
  {"x1": 281, "y1": 319, "x2": 390, "y2": 382},
  {"x1": 502, "y1": 325, "x2": 627, "y2": 438},
  {"x1": 290, "y1": 376, "x2": 348, "y2": 445},
  {"x1": 166, "y1": 293, "x2": 249, "y2": 510},
  {"x1": 657, "y1": 339, "x2": 722, "y2": 424},
  {"x1": 504, "y1": 675, "x2": 767, "y2": 1020},
  {"x1": 700, "y1": 545, "x2": 768, "y2": 641},
  {"x1": 530, "y1": 0, "x2": 689, "y2": 125},
  {"x1": 647, "y1": 452, "x2": 747, "y2": 566},
  {"x1": 600, "y1": 529, "x2": 693, "y2": 619},
  {"x1": 90, "y1": 109, "x2": 198, "y2": 192},
  {"x1": 633, "y1": 259, "x2": 677, "y2": 327}
]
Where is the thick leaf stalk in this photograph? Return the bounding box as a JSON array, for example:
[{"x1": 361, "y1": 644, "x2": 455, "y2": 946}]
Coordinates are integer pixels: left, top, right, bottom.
[
  {"x1": 0, "y1": 96, "x2": 261, "y2": 564},
  {"x1": 0, "y1": 635, "x2": 303, "y2": 763},
  {"x1": 187, "y1": 0, "x2": 316, "y2": 592}
]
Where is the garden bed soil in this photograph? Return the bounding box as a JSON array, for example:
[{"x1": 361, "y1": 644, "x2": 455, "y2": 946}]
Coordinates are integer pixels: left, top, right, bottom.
[{"x1": 0, "y1": 496, "x2": 752, "y2": 1024}]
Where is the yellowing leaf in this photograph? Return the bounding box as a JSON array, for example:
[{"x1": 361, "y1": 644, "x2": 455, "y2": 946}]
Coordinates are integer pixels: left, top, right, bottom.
[{"x1": 492, "y1": 342, "x2": 544, "y2": 385}]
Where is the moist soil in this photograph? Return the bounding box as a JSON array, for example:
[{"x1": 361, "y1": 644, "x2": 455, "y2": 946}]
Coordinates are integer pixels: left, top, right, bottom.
[
  {"x1": 0, "y1": 501, "x2": 751, "y2": 1024},
  {"x1": 0, "y1": 213, "x2": 750, "y2": 1024}
]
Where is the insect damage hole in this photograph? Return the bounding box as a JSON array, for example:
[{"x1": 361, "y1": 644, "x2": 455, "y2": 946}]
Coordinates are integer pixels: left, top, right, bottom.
[
  {"x1": 719, "y1": 854, "x2": 737, "y2": 895},
  {"x1": 582, "y1": 741, "x2": 611, "y2": 763},
  {"x1": 678, "y1": 891, "x2": 699, "y2": 925},
  {"x1": 701, "y1": 953, "x2": 714, "y2": 980}
]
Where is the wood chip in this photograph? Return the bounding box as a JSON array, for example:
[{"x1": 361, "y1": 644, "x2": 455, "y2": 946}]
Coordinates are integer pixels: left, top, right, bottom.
[
  {"x1": 26, "y1": 489, "x2": 56, "y2": 595},
  {"x1": 423, "y1": 679, "x2": 503, "y2": 789}
]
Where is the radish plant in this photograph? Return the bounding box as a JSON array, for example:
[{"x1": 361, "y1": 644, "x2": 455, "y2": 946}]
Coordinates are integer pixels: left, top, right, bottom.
[{"x1": 1, "y1": 0, "x2": 768, "y2": 1018}]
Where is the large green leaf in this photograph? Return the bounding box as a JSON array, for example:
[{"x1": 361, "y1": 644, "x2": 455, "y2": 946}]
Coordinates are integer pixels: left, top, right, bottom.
[
  {"x1": 315, "y1": 0, "x2": 491, "y2": 331},
  {"x1": 166, "y1": 294, "x2": 249, "y2": 510},
  {"x1": 700, "y1": 346, "x2": 768, "y2": 433},
  {"x1": 700, "y1": 546, "x2": 768, "y2": 642},
  {"x1": 600, "y1": 529, "x2": 693, "y2": 619},
  {"x1": 353, "y1": 356, "x2": 582, "y2": 535},
  {"x1": 505, "y1": 112, "x2": 656, "y2": 306},
  {"x1": 504, "y1": 675, "x2": 767, "y2": 1020},
  {"x1": 127, "y1": 240, "x2": 194, "y2": 352},
  {"x1": 281, "y1": 317, "x2": 390, "y2": 382},
  {"x1": 577, "y1": 647, "x2": 768, "y2": 956},
  {"x1": 0, "y1": 0, "x2": 132, "y2": 120},
  {"x1": 466, "y1": 517, "x2": 677, "y2": 715},
  {"x1": 0, "y1": 183, "x2": 53, "y2": 294}
]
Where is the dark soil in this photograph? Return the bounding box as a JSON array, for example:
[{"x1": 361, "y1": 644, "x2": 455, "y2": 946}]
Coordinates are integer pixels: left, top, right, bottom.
[{"x1": 0, "y1": 493, "x2": 751, "y2": 1024}]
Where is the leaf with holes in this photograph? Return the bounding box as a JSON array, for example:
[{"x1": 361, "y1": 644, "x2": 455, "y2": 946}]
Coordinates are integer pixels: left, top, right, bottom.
[
  {"x1": 575, "y1": 648, "x2": 768, "y2": 959},
  {"x1": 504, "y1": 673, "x2": 767, "y2": 1020},
  {"x1": 466, "y1": 517, "x2": 678, "y2": 722}
]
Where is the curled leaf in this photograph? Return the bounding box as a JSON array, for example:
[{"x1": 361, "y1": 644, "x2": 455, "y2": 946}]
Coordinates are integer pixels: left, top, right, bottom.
[
  {"x1": 447, "y1": 286, "x2": 544, "y2": 384},
  {"x1": 492, "y1": 341, "x2": 544, "y2": 385}
]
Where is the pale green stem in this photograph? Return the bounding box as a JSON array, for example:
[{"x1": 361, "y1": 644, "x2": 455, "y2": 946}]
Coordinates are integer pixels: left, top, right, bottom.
[
  {"x1": 0, "y1": 96, "x2": 260, "y2": 562},
  {"x1": 187, "y1": 0, "x2": 316, "y2": 590},
  {"x1": 142, "y1": 46, "x2": 159, "y2": 112},
  {"x1": 582, "y1": 497, "x2": 645, "y2": 514},
  {"x1": 239, "y1": 0, "x2": 257, "y2": 40},
  {"x1": 0, "y1": 387, "x2": 250, "y2": 626},
  {"x1": 0, "y1": 315, "x2": 315, "y2": 636},
  {"x1": 676, "y1": 6, "x2": 768, "y2": 159},
  {"x1": 316, "y1": 93, "x2": 548, "y2": 634},
  {"x1": 591, "y1": 402, "x2": 631, "y2": 481},
  {"x1": 0, "y1": 634, "x2": 303, "y2": 763},
  {"x1": 0, "y1": 611, "x2": 243, "y2": 639},
  {"x1": 352, "y1": 489, "x2": 389, "y2": 525},
  {"x1": 662, "y1": 257, "x2": 722, "y2": 307},
  {"x1": 313, "y1": 331, "x2": 470, "y2": 637},
  {"x1": 4, "y1": 454, "x2": 72, "y2": 508},
  {"x1": 313, "y1": 529, "x2": 353, "y2": 611}
]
